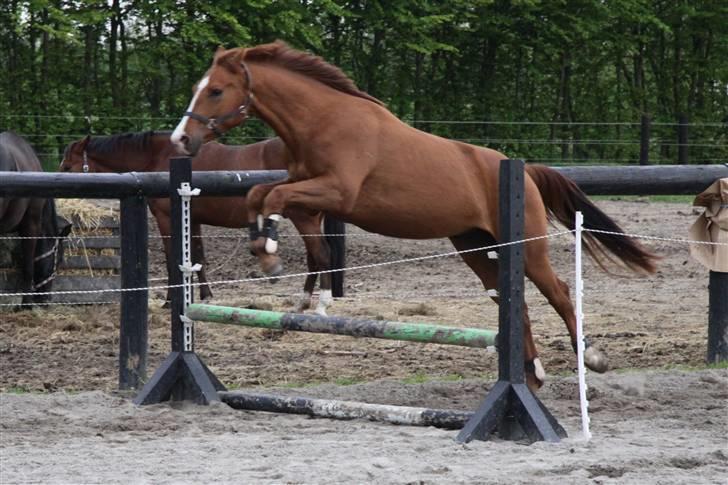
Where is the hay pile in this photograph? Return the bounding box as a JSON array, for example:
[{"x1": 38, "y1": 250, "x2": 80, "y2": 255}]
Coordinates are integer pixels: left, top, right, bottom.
[{"x1": 57, "y1": 199, "x2": 120, "y2": 276}]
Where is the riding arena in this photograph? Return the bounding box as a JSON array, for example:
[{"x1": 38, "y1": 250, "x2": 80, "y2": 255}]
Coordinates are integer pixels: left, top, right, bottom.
[{"x1": 1, "y1": 41, "x2": 727, "y2": 483}]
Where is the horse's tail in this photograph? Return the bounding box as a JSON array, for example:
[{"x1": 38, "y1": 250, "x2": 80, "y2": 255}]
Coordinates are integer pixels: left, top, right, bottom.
[
  {"x1": 323, "y1": 216, "x2": 346, "y2": 297},
  {"x1": 525, "y1": 164, "x2": 658, "y2": 274}
]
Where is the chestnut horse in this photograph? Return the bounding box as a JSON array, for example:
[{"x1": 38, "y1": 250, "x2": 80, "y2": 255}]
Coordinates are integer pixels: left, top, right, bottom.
[
  {"x1": 60, "y1": 132, "x2": 341, "y2": 315},
  {"x1": 171, "y1": 42, "x2": 657, "y2": 390},
  {"x1": 1, "y1": 131, "x2": 70, "y2": 307}
]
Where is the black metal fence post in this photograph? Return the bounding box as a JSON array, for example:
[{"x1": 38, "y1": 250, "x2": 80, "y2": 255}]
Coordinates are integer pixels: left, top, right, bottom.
[
  {"x1": 456, "y1": 159, "x2": 566, "y2": 444},
  {"x1": 119, "y1": 195, "x2": 149, "y2": 390},
  {"x1": 708, "y1": 271, "x2": 728, "y2": 363},
  {"x1": 678, "y1": 114, "x2": 689, "y2": 164},
  {"x1": 639, "y1": 114, "x2": 650, "y2": 166}
]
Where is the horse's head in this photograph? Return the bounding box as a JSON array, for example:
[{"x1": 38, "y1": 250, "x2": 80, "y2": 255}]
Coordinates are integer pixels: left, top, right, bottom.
[
  {"x1": 31, "y1": 199, "x2": 71, "y2": 302},
  {"x1": 59, "y1": 135, "x2": 91, "y2": 172},
  {"x1": 171, "y1": 47, "x2": 253, "y2": 156}
]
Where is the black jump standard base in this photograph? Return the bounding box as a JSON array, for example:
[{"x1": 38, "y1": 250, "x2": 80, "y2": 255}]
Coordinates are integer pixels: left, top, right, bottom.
[
  {"x1": 456, "y1": 159, "x2": 566, "y2": 443},
  {"x1": 134, "y1": 157, "x2": 228, "y2": 405}
]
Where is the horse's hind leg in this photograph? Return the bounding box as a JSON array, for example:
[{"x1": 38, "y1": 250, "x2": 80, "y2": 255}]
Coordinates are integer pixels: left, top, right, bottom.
[
  {"x1": 289, "y1": 211, "x2": 332, "y2": 316},
  {"x1": 191, "y1": 223, "x2": 213, "y2": 301},
  {"x1": 523, "y1": 237, "x2": 609, "y2": 373},
  {"x1": 450, "y1": 229, "x2": 545, "y2": 391}
]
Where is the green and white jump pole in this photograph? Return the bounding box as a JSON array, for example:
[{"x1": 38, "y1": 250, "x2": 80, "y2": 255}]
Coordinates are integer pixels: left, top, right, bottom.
[{"x1": 187, "y1": 304, "x2": 497, "y2": 349}]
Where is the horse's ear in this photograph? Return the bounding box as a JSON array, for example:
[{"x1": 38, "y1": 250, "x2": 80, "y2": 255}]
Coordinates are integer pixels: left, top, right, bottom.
[
  {"x1": 80, "y1": 134, "x2": 91, "y2": 149},
  {"x1": 215, "y1": 45, "x2": 226, "y2": 55},
  {"x1": 215, "y1": 48, "x2": 245, "y2": 70}
]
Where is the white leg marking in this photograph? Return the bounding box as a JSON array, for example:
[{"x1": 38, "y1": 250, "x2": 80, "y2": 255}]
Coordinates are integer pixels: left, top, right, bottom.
[
  {"x1": 315, "y1": 289, "x2": 333, "y2": 316},
  {"x1": 533, "y1": 357, "x2": 546, "y2": 382},
  {"x1": 264, "y1": 239, "x2": 278, "y2": 254},
  {"x1": 265, "y1": 214, "x2": 282, "y2": 254},
  {"x1": 170, "y1": 76, "x2": 210, "y2": 153}
]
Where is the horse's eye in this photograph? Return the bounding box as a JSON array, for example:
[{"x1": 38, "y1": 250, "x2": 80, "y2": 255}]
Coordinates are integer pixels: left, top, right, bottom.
[{"x1": 210, "y1": 88, "x2": 223, "y2": 97}]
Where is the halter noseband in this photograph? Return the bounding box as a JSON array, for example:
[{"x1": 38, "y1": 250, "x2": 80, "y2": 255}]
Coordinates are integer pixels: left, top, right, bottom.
[{"x1": 183, "y1": 62, "x2": 254, "y2": 139}]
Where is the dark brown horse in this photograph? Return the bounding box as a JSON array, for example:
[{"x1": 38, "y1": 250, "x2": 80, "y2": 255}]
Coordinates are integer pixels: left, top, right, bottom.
[
  {"x1": 171, "y1": 42, "x2": 658, "y2": 390},
  {"x1": 1, "y1": 131, "x2": 70, "y2": 307},
  {"x1": 60, "y1": 132, "x2": 340, "y2": 315}
]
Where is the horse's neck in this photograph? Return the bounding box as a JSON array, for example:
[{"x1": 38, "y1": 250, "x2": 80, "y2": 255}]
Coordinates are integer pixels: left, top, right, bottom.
[
  {"x1": 248, "y1": 64, "x2": 344, "y2": 157},
  {"x1": 93, "y1": 135, "x2": 172, "y2": 172}
]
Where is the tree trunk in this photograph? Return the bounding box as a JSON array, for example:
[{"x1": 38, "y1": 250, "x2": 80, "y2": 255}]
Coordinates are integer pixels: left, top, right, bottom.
[{"x1": 109, "y1": 0, "x2": 120, "y2": 109}]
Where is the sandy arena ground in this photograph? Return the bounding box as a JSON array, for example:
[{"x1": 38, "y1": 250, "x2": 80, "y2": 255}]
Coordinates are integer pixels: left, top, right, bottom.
[{"x1": 1, "y1": 199, "x2": 727, "y2": 483}]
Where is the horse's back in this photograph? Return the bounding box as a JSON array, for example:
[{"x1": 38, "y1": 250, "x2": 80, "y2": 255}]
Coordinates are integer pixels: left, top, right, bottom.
[
  {"x1": 0, "y1": 131, "x2": 45, "y2": 232},
  {"x1": 194, "y1": 137, "x2": 288, "y2": 171},
  {"x1": 0, "y1": 131, "x2": 42, "y2": 172}
]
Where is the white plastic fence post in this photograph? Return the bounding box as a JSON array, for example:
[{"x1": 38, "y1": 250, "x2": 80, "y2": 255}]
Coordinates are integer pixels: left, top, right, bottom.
[
  {"x1": 177, "y1": 182, "x2": 201, "y2": 352},
  {"x1": 575, "y1": 210, "x2": 592, "y2": 440}
]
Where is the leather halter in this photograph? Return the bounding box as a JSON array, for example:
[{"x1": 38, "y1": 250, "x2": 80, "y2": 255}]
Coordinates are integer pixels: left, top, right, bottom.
[
  {"x1": 82, "y1": 149, "x2": 90, "y2": 173},
  {"x1": 183, "y1": 62, "x2": 254, "y2": 138}
]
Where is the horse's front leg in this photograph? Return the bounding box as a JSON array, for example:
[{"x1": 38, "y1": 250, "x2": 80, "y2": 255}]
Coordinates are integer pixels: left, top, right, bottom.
[
  {"x1": 246, "y1": 180, "x2": 291, "y2": 277},
  {"x1": 255, "y1": 176, "x2": 352, "y2": 278}
]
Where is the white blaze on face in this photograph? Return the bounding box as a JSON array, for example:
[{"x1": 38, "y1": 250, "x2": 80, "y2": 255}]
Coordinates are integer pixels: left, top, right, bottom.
[{"x1": 170, "y1": 76, "x2": 210, "y2": 153}]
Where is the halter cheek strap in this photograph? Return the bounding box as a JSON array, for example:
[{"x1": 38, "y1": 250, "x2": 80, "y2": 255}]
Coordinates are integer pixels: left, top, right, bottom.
[
  {"x1": 82, "y1": 150, "x2": 90, "y2": 173},
  {"x1": 183, "y1": 61, "x2": 254, "y2": 139}
]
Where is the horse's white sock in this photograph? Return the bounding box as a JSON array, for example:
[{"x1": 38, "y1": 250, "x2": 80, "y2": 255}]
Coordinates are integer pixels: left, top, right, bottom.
[{"x1": 315, "y1": 290, "x2": 333, "y2": 316}]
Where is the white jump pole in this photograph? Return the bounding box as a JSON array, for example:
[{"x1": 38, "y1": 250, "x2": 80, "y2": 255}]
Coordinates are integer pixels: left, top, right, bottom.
[{"x1": 575, "y1": 211, "x2": 592, "y2": 440}]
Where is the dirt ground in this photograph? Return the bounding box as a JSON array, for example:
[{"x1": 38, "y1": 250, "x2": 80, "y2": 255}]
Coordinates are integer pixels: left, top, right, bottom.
[{"x1": 1, "y1": 199, "x2": 727, "y2": 483}]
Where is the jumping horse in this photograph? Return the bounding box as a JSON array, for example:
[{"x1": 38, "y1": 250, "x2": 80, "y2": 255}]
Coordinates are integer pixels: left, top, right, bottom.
[
  {"x1": 1, "y1": 131, "x2": 70, "y2": 307},
  {"x1": 170, "y1": 42, "x2": 658, "y2": 390},
  {"x1": 60, "y1": 132, "x2": 342, "y2": 315}
]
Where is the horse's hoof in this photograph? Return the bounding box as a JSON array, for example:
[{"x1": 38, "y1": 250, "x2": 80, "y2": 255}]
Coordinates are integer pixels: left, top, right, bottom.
[
  {"x1": 526, "y1": 372, "x2": 544, "y2": 393},
  {"x1": 294, "y1": 292, "x2": 312, "y2": 313},
  {"x1": 525, "y1": 357, "x2": 546, "y2": 392},
  {"x1": 264, "y1": 262, "x2": 284, "y2": 283},
  {"x1": 314, "y1": 306, "x2": 328, "y2": 317},
  {"x1": 200, "y1": 291, "x2": 213, "y2": 301},
  {"x1": 585, "y1": 346, "x2": 609, "y2": 373}
]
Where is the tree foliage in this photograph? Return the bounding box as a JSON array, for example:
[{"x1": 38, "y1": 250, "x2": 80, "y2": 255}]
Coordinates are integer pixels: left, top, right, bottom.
[{"x1": 0, "y1": 0, "x2": 726, "y2": 169}]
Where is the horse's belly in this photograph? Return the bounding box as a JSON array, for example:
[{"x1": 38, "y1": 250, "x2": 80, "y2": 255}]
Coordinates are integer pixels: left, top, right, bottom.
[
  {"x1": 0, "y1": 198, "x2": 29, "y2": 233},
  {"x1": 346, "y1": 195, "x2": 477, "y2": 239}
]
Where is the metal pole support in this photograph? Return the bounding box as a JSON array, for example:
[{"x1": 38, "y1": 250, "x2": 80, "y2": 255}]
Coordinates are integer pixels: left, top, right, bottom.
[
  {"x1": 134, "y1": 157, "x2": 225, "y2": 405},
  {"x1": 708, "y1": 271, "x2": 728, "y2": 363},
  {"x1": 456, "y1": 159, "x2": 566, "y2": 443}
]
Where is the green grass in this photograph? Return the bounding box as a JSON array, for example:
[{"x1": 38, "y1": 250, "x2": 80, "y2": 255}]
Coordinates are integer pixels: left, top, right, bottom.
[
  {"x1": 334, "y1": 376, "x2": 365, "y2": 386},
  {"x1": 5, "y1": 386, "x2": 31, "y2": 394}
]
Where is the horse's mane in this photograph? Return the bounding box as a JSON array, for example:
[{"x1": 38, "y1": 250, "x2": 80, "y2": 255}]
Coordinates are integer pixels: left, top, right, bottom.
[
  {"x1": 86, "y1": 130, "x2": 171, "y2": 157},
  {"x1": 241, "y1": 41, "x2": 384, "y2": 107}
]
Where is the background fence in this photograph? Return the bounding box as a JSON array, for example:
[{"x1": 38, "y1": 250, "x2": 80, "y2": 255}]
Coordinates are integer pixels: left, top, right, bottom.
[{"x1": 1, "y1": 114, "x2": 726, "y2": 171}]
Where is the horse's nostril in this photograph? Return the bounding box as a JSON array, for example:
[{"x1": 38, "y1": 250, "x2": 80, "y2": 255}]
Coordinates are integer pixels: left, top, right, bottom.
[{"x1": 180, "y1": 134, "x2": 189, "y2": 146}]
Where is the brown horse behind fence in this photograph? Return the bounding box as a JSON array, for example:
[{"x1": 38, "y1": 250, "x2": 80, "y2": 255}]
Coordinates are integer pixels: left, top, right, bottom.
[
  {"x1": 60, "y1": 132, "x2": 341, "y2": 315},
  {"x1": 171, "y1": 41, "x2": 658, "y2": 390}
]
